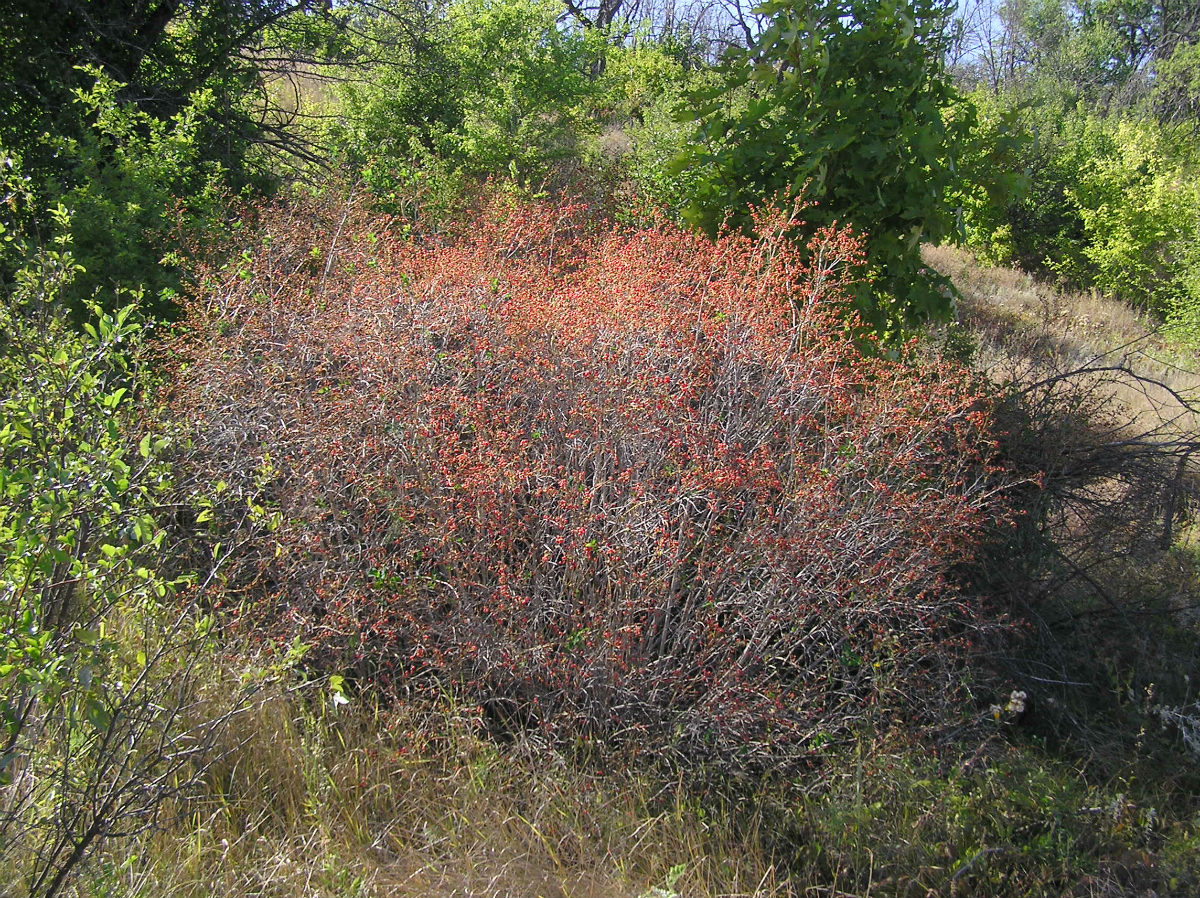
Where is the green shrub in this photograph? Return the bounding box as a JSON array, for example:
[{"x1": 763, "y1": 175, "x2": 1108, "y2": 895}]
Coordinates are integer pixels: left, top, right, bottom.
[
  {"x1": 1069, "y1": 118, "x2": 1200, "y2": 315},
  {"x1": 951, "y1": 90, "x2": 1031, "y2": 266},
  {"x1": 677, "y1": 0, "x2": 972, "y2": 331},
  {"x1": 1166, "y1": 219, "x2": 1200, "y2": 347},
  {"x1": 593, "y1": 41, "x2": 720, "y2": 217},
  {"x1": 958, "y1": 96, "x2": 1200, "y2": 330},
  {"x1": 447, "y1": 0, "x2": 605, "y2": 182},
  {"x1": 1, "y1": 71, "x2": 231, "y2": 321},
  {"x1": 1004, "y1": 103, "x2": 1095, "y2": 285},
  {"x1": 328, "y1": 0, "x2": 608, "y2": 198},
  {"x1": 0, "y1": 161, "x2": 228, "y2": 898},
  {"x1": 44, "y1": 72, "x2": 229, "y2": 317}
]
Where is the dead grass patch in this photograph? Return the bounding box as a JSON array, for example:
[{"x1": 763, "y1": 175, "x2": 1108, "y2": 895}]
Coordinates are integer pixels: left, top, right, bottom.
[{"x1": 111, "y1": 684, "x2": 779, "y2": 898}]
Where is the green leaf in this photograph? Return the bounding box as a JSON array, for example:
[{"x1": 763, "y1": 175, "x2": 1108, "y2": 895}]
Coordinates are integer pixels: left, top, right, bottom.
[{"x1": 85, "y1": 697, "x2": 112, "y2": 732}]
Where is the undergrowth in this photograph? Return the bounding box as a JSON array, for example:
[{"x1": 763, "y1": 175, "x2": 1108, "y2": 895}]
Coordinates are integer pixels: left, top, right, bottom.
[
  {"x1": 7, "y1": 200, "x2": 1199, "y2": 897},
  {"x1": 163, "y1": 191, "x2": 1021, "y2": 776},
  {"x1": 81, "y1": 679, "x2": 1200, "y2": 897}
]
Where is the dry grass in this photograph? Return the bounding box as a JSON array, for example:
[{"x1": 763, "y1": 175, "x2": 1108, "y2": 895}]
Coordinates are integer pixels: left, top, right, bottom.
[
  {"x1": 101, "y1": 682, "x2": 782, "y2": 898},
  {"x1": 927, "y1": 243, "x2": 1200, "y2": 569},
  {"x1": 924, "y1": 244, "x2": 1155, "y2": 351},
  {"x1": 924, "y1": 244, "x2": 1200, "y2": 441},
  {"x1": 926, "y1": 244, "x2": 1200, "y2": 804},
  {"x1": 82, "y1": 672, "x2": 1200, "y2": 898}
]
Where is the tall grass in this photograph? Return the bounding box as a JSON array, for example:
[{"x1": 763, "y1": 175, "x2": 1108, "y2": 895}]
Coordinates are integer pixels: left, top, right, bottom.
[
  {"x1": 111, "y1": 683, "x2": 781, "y2": 897},
  {"x1": 85, "y1": 674, "x2": 1199, "y2": 897}
]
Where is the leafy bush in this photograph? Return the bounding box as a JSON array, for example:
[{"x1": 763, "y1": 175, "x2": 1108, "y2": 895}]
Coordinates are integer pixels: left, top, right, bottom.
[
  {"x1": 950, "y1": 90, "x2": 1031, "y2": 266},
  {"x1": 961, "y1": 98, "x2": 1094, "y2": 285},
  {"x1": 328, "y1": 0, "x2": 607, "y2": 200},
  {"x1": 1152, "y1": 32, "x2": 1200, "y2": 126},
  {"x1": 591, "y1": 42, "x2": 719, "y2": 218},
  {"x1": 445, "y1": 0, "x2": 605, "y2": 183},
  {"x1": 0, "y1": 72, "x2": 231, "y2": 322},
  {"x1": 0, "y1": 169, "x2": 230, "y2": 898},
  {"x1": 1167, "y1": 223, "x2": 1200, "y2": 348},
  {"x1": 0, "y1": 0, "x2": 278, "y2": 181},
  {"x1": 957, "y1": 95, "x2": 1200, "y2": 336},
  {"x1": 1069, "y1": 118, "x2": 1200, "y2": 317},
  {"x1": 44, "y1": 72, "x2": 230, "y2": 316},
  {"x1": 677, "y1": 0, "x2": 972, "y2": 330},
  {"x1": 167, "y1": 194, "x2": 1019, "y2": 774}
]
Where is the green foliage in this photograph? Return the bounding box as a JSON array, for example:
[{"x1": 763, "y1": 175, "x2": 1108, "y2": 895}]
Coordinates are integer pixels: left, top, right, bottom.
[
  {"x1": 971, "y1": 98, "x2": 1095, "y2": 281},
  {"x1": 0, "y1": 2, "x2": 363, "y2": 321},
  {"x1": 1166, "y1": 217, "x2": 1200, "y2": 348},
  {"x1": 1069, "y1": 117, "x2": 1200, "y2": 312},
  {"x1": 956, "y1": 92, "x2": 1200, "y2": 338},
  {"x1": 0, "y1": 61, "x2": 235, "y2": 321},
  {"x1": 446, "y1": 0, "x2": 605, "y2": 181},
  {"x1": 1154, "y1": 39, "x2": 1200, "y2": 127},
  {"x1": 594, "y1": 40, "x2": 719, "y2": 215},
  {"x1": 329, "y1": 0, "x2": 608, "y2": 201},
  {"x1": 0, "y1": 162, "x2": 222, "y2": 898},
  {"x1": 35, "y1": 71, "x2": 229, "y2": 317},
  {"x1": 960, "y1": 0, "x2": 1169, "y2": 109},
  {"x1": 950, "y1": 0, "x2": 1200, "y2": 343},
  {"x1": 770, "y1": 731, "x2": 1199, "y2": 895},
  {"x1": 321, "y1": 1, "x2": 465, "y2": 206},
  {"x1": 0, "y1": 0, "x2": 317, "y2": 182},
  {"x1": 677, "y1": 0, "x2": 971, "y2": 330},
  {"x1": 949, "y1": 92, "x2": 1029, "y2": 266}
]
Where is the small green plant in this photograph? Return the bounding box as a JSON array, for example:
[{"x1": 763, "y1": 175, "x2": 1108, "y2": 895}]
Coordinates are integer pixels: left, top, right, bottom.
[{"x1": 639, "y1": 861, "x2": 688, "y2": 898}]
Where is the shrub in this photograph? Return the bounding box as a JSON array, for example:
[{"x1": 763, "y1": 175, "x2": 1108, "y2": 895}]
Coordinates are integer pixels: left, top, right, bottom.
[
  {"x1": 996, "y1": 102, "x2": 1095, "y2": 286},
  {"x1": 956, "y1": 96, "x2": 1200, "y2": 335},
  {"x1": 167, "y1": 194, "x2": 1019, "y2": 774},
  {"x1": 0, "y1": 168, "x2": 233, "y2": 898},
  {"x1": 327, "y1": 0, "x2": 607, "y2": 200},
  {"x1": 951, "y1": 89, "x2": 1031, "y2": 267},
  {"x1": 676, "y1": 0, "x2": 972, "y2": 331},
  {"x1": 1067, "y1": 117, "x2": 1200, "y2": 316},
  {"x1": 588, "y1": 41, "x2": 718, "y2": 218},
  {"x1": 7, "y1": 72, "x2": 232, "y2": 319}
]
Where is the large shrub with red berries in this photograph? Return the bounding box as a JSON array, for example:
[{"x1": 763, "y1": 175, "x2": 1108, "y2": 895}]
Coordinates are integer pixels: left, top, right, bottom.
[{"x1": 167, "y1": 193, "x2": 1017, "y2": 771}]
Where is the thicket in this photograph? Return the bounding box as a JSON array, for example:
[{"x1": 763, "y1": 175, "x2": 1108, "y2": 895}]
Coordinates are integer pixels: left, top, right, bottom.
[
  {"x1": 0, "y1": 0, "x2": 398, "y2": 315},
  {"x1": 312, "y1": 0, "x2": 714, "y2": 222},
  {"x1": 164, "y1": 193, "x2": 1020, "y2": 773},
  {"x1": 951, "y1": 0, "x2": 1200, "y2": 343},
  {"x1": 956, "y1": 92, "x2": 1200, "y2": 341}
]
